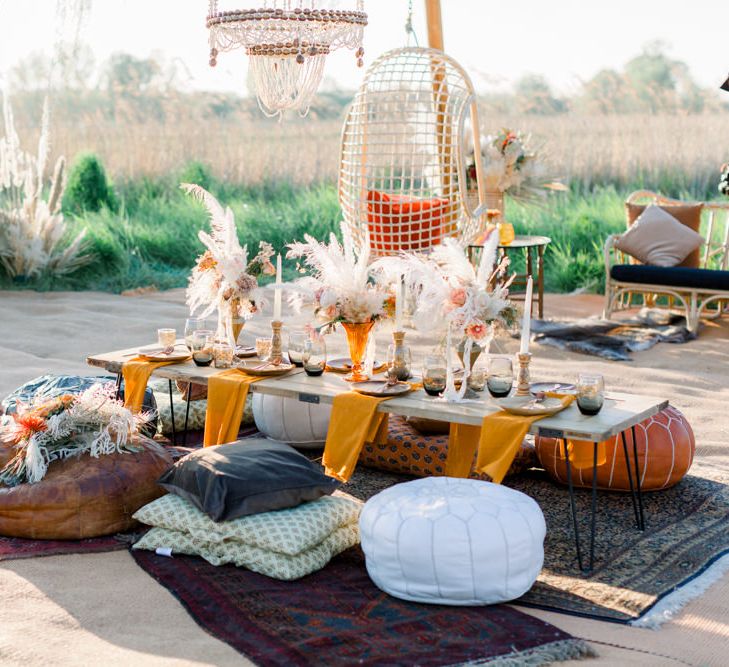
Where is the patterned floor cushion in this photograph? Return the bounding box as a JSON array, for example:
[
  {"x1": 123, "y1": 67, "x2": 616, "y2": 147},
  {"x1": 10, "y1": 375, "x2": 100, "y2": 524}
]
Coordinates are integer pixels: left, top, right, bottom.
[
  {"x1": 133, "y1": 522, "x2": 359, "y2": 580},
  {"x1": 149, "y1": 378, "x2": 254, "y2": 435},
  {"x1": 359, "y1": 416, "x2": 536, "y2": 481}
]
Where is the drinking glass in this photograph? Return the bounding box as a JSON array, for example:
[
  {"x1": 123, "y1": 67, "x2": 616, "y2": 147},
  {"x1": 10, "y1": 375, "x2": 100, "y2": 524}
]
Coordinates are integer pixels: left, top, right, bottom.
[
  {"x1": 184, "y1": 318, "x2": 206, "y2": 351},
  {"x1": 157, "y1": 328, "x2": 176, "y2": 348},
  {"x1": 487, "y1": 357, "x2": 513, "y2": 398},
  {"x1": 576, "y1": 373, "x2": 605, "y2": 416},
  {"x1": 256, "y1": 337, "x2": 272, "y2": 360},
  {"x1": 287, "y1": 329, "x2": 307, "y2": 367},
  {"x1": 302, "y1": 337, "x2": 327, "y2": 376},
  {"x1": 213, "y1": 341, "x2": 234, "y2": 369},
  {"x1": 467, "y1": 367, "x2": 487, "y2": 392},
  {"x1": 191, "y1": 330, "x2": 214, "y2": 367},
  {"x1": 422, "y1": 354, "x2": 447, "y2": 397}
]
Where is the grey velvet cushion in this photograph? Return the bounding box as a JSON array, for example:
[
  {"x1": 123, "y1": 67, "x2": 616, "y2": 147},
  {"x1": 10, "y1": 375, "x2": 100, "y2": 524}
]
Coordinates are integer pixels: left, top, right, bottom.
[
  {"x1": 615, "y1": 204, "x2": 704, "y2": 267},
  {"x1": 158, "y1": 439, "x2": 339, "y2": 522}
]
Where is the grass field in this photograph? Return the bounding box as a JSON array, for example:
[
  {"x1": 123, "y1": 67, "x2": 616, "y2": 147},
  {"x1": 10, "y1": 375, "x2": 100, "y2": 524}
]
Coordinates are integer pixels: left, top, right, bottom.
[{"x1": 3, "y1": 108, "x2": 726, "y2": 294}]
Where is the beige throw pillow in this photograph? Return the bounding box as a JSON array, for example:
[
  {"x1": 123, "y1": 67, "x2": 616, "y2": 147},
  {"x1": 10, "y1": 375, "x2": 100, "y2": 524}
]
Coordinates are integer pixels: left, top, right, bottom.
[{"x1": 615, "y1": 204, "x2": 704, "y2": 267}]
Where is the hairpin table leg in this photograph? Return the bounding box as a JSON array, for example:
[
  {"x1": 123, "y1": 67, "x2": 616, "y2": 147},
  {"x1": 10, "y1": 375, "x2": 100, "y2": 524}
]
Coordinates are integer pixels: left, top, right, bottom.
[
  {"x1": 588, "y1": 441, "x2": 598, "y2": 572},
  {"x1": 632, "y1": 425, "x2": 646, "y2": 530},
  {"x1": 182, "y1": 382, "x2": 192, "y2": 447},
  {"x1": 562, "y1": 438, "x2": 584, "y2": 571},
  {"x1": 168, "y1": 379, "x2": 177, "y2": 447},
  {"x1": 115, "y1": 373, "x2": 122, "y2": 401},
  {"x1": 621, "y1": 430, "x2": 641, "y2": 529}
]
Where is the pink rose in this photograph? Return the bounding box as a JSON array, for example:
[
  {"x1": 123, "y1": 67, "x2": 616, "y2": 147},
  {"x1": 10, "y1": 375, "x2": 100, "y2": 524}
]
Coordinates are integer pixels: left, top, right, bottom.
[
  {"x1": 465, "y1": 320, "x2": 489, "y2": 341},
  {"x1": 450, "y1": 288, "x2": 467, "y2": 307}
]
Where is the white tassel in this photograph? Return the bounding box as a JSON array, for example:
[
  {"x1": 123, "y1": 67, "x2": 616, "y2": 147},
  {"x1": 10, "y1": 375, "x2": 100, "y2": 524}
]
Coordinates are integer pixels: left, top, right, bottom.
[{"x1": 24, "y1": 436, "x2": 48, "y2": 484}]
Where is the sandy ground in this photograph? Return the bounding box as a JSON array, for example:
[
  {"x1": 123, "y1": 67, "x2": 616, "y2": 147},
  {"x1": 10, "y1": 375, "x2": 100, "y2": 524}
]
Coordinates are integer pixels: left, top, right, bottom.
[{"x1": 0, "y1": 288, "x2": 727, "y2": 666}]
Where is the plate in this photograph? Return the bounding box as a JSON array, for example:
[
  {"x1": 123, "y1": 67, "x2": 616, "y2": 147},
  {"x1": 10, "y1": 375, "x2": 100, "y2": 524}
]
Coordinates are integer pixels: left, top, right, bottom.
[
  {"x1": 326, "y1": 358, "x2": 384, "y2": 373},
  {"x1": 351, "y1": 381, "x2": 412, "y2": 397},
  {"x1": 530, "y1": 382, "x2": 576, "y2": 395},
  {"x1": 499, "y1": 396, "x2": 567, "y2": 417},
  {"x1": 138, "y1": 346, "x2": 191, "y2": 362},
  {"x1": 235, "y1": 346, "x2": 257, "y2": 358},
  {"x1": 237, "y1": 361, "x2": 295, "y2": 377}
]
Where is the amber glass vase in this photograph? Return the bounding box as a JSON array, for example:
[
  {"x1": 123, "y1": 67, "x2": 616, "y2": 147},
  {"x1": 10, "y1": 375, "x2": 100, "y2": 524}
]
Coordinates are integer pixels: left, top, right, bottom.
[{"x1": 341, "y1": 320, "x2": 375, "y2": 382}]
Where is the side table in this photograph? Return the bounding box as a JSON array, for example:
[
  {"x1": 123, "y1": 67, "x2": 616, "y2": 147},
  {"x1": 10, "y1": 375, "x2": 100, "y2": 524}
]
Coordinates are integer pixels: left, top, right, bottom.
[{"x1": 468, "y1": 235, "x2": 551, "y2": 319}]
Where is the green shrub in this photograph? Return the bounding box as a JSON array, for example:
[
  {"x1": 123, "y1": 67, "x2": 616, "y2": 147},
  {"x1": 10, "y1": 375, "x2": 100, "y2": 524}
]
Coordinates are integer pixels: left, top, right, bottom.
[
  {"x1": 64, "y1": 153, "x2": 117, "y2": 213},
  {"x1": 179, "y1": 161, "x2": 214, "y2": 191}
]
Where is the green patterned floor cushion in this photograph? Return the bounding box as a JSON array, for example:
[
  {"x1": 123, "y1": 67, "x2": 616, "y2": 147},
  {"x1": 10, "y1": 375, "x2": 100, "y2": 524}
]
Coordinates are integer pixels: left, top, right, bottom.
[
  {"x1": 132, "y1": 522, "x2": 359, "y2": 580},
  {"x1": 133, "y1": 492, "x2": 361, "y2": 556},
  {"x1": 149, "y1": 378, "x2": 253, "y2": 434}
]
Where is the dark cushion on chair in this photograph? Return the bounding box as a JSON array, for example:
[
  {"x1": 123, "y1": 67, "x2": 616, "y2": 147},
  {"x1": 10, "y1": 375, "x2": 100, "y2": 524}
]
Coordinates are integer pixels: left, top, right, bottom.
[{"x1": 611, "y1": 264, "x2": 729, "y2": 291}]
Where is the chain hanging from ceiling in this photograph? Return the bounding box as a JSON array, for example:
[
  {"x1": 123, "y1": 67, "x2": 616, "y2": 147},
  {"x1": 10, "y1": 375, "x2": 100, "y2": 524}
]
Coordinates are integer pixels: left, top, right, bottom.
[{"x1": 206, "y1": 0, "x2": 367, "y2": 118}]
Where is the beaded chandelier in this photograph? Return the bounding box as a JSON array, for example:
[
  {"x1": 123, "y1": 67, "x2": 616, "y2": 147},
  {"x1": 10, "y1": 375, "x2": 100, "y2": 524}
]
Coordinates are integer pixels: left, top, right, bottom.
[{"x1": 207, "y1": 1, "x2": 367, "y2": 118}]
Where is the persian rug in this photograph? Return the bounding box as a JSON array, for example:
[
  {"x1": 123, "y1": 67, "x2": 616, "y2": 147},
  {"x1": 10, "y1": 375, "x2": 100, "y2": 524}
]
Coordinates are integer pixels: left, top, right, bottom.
[
  {"x1": 132, "y1": 546, "x2": 593, "y2": 666},
  {"x1": 528, "y1": 308, "x2": 695, "y2": 361},
  {"x1": 344, "y1": 465, "x2": 729, "y2": 625},
  {"x1": 0, "y1": 533, "x2": 128, "y2": 561}
]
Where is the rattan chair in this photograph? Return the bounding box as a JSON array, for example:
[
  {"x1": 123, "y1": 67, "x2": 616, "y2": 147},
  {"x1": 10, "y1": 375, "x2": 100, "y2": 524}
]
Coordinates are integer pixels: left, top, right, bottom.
[
  {"x1": 604, "y1": 190, "x2": 729, "y2": 332},
  {"x1": 339, "y1": 47, "x2": 488, "y2": 256}
]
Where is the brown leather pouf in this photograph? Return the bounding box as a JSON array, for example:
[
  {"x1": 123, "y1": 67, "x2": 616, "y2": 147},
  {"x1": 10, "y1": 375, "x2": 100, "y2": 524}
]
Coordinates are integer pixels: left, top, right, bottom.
[{"x1": 0, "y1": 437, "x2": 173, "y2": 539}]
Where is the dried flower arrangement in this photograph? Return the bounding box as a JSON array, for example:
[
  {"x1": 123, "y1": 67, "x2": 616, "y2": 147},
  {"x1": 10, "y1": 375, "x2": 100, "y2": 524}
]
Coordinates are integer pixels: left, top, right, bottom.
[
  {"x1": 0, "y1": 385, "x2": 148, "y2": 487},
  {"x1": 182, "y1": 183, "x2": 276, "y2": 346}
]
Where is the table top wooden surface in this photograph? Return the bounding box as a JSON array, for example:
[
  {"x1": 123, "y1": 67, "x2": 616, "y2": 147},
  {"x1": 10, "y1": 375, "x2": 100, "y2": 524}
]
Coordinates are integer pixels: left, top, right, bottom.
[{"x1": 88, "y1": 342, "x2": 669, "y2": 442}]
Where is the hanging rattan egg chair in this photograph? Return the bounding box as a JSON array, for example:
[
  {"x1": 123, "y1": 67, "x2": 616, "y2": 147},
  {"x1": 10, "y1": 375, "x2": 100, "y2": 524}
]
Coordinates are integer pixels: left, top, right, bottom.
[{"x1": 339, "y1": 46, "x2": 488, "y2": 256}]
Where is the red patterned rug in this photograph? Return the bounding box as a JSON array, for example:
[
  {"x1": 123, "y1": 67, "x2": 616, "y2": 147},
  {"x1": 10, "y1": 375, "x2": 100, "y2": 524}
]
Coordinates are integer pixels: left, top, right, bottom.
[
  {"x1": 132, "y1": 547, "x2": 593, "y2": 666},
  {"x1": 0, "y1": 533, "x2": 128, "y2": 561}
]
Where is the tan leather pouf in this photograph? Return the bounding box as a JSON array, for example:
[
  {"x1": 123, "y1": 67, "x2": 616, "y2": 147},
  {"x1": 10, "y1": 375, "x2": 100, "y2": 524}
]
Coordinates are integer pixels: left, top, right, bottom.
[
  {"x1": 0, "y1": 438, "x2": 172, "y2": 539},
  {"x1": 535, "y1": 406, "x2": 695, "y2": 492}
]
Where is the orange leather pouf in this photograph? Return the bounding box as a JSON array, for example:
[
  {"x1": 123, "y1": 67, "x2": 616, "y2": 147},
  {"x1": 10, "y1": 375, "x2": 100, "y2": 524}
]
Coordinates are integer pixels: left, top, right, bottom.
[
  {"x1": 535, "y1": 406, "x2": 695, "y2": 492},
  {"x1": 0, "y1": 438, "x2": 172, "y2": 539},
  {"x1": 360, "y1": 416, "x2": 535, "y2": 481}
]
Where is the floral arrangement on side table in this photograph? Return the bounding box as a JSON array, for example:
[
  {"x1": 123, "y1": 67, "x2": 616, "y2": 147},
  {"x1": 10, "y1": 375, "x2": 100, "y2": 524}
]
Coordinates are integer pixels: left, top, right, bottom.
[
  {"x1": 183, "y1": 183, "x2": 276, "y2": 348},
  {"x1": 0, "y1": 385, "x2": 148, "y2": 487},
  {"x1": 286, "y1": 224, "x2": 390, "y2": 381}
]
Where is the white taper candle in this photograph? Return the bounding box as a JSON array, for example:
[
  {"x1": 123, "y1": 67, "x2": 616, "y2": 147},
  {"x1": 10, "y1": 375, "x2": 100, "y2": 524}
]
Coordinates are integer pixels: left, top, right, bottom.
[
  {"x1": 273, "y1": 253, "x2": 282, "y2": 320},
  {"x1": 519, "y1": 276, "x2": 533, "y2": 354}
]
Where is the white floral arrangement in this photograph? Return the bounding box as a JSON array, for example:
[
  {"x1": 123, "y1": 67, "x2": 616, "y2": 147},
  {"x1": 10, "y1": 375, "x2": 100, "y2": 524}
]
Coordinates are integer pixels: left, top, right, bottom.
[
  {"x1": 182, "y1": 184, "x2": 275, "y2": 342},
  {"x1": 383, "y1": 234, "x2": 515, "y2": 401},
  {"x1": 286, "y1": 223, "x2": 391, "y2": 326},
  {"x1": 0, "y1": 385, "x2": 148, "y2": 487}
]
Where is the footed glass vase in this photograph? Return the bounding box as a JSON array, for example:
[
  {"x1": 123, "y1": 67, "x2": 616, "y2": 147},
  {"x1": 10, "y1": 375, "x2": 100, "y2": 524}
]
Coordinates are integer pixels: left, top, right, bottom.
[{"x1": 341, "y1": 320, "x2": 375, "y2": 382}]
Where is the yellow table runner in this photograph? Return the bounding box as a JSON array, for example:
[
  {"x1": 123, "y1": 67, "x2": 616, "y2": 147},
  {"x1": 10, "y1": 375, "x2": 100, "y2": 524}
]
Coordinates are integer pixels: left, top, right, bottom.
[
  {"x1": 446, "y1": 394, "x2": 604, "y2": 484},
  {"x1": 122, "y1": 357, "x2": 177, "y2": 413},
  {"x1": 323, "y1": 392, "x2": 391, "y2": 482},
  {"x1": 204, "y1": 369, "x2": 262, "y2": 447}
]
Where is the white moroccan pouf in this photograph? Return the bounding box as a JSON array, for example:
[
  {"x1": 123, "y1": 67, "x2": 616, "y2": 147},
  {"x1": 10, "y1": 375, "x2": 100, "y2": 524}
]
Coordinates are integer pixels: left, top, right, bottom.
[
  {"x1": 252, "y1": 394, "x2": 332, "y2": 449},
  {"x1": 359, "y1": 477, "x2": 546, "y2": 606}
]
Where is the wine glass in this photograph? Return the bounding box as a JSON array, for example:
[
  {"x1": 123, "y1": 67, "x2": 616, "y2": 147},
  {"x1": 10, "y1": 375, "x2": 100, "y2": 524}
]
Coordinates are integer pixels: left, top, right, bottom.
[
  {"x1": 287, "y1": 329, "x2": 307, "y2": 367},
  {"x1": 576, "y1": 373, "x2": 605, "y2": 416},
  {"x1": 422, "y1": 354, "x2": 447, "y2": 397},
  {"x1": 184, "y1": 317, "x2": 206, "y2": 351},
  {"x1": 486, "y1": 357, "x2": 513, "y2": 398},
  {"x1": 302, "y1": 337, "x2": 327, "y2": 376}
]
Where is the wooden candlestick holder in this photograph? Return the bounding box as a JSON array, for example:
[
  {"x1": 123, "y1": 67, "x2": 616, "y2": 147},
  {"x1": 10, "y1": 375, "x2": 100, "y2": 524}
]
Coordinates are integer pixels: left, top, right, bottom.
[
  {"x1": 515, "y1": 352, "x2": 532, "y2": 396},
  {"x1": 269, "y1": 320, "x2": 283, "y2": 364}
]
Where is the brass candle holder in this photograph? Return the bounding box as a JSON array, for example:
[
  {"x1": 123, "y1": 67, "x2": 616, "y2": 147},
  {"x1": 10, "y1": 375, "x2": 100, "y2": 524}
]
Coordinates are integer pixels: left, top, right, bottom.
[
  {"x1": 269, "y1": 320, "x2": 284, "y2": 364},
  {"x1": 515, "y1": 352, "x2": 532, "y2": 396}
]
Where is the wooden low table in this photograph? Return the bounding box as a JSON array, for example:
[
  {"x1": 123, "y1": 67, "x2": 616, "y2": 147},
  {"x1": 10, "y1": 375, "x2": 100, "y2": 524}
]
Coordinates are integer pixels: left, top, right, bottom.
[{"x1": 88, "y1": 345, "x2": 667, "y2": 572}]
